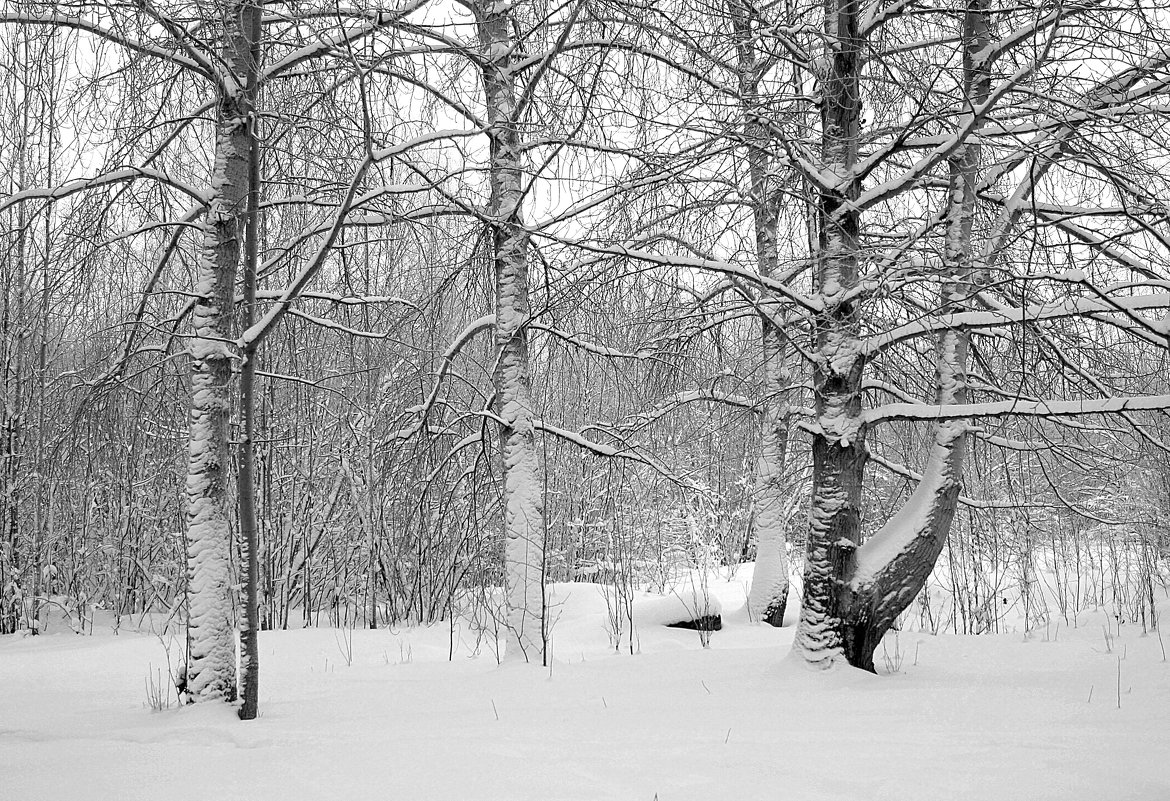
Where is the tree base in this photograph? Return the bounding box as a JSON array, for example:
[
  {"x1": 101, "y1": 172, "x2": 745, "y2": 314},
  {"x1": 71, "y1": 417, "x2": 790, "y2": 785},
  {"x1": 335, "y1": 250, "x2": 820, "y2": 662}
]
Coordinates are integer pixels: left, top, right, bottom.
[{"x1": 760, "y1": 595, "x2": 787, "y2": 628}]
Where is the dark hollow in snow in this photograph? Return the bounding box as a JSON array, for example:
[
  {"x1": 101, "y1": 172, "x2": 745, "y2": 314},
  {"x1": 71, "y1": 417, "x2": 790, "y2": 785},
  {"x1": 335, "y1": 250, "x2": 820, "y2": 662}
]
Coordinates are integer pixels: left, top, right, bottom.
[{"x1": 666, "y1": 614, "x2": 722, "y2": 632}]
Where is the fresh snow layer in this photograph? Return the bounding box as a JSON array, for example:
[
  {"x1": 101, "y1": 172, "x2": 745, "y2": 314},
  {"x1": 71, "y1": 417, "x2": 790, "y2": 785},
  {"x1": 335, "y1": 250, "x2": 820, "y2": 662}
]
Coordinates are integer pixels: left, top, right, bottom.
[{"x1": 2, "y1": 567, "x2": 1168, "y2": 801}]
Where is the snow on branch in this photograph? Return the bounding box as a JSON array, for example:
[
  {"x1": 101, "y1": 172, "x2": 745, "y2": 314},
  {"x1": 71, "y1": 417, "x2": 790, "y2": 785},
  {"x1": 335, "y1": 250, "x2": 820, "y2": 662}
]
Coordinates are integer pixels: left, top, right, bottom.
[
  {"x1": 0, "y1": 167, "x2": 210, "y2": 212},
  {"x1": 530, "y1": 323, "x2": 655, "y2": 360},
  {"x1": 624, "y1": 389, "x2": 763, "y2": 431},
  {"x1": 867, "y1": 394, "x2": 1170, "y2": 424},
  {"x1": 532, "y1": 232, "x2": 822, "y2": 313},
  {"x1": 255, "y1": 290, "x2": 417, "y2": 310},
  {"x1": 532, "y1": 421, "x2": 701, "y2": 491},
  {"x1": 865, "y1": 292, "x2": 1170, "y2": 355}
]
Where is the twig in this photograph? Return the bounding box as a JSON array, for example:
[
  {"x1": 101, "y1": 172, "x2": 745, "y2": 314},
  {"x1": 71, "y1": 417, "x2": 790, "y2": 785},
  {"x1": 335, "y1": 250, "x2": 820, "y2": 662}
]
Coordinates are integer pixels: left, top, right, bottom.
[{"x1": 1116, "y1": 657, "x2": 1121, "y2": 710}]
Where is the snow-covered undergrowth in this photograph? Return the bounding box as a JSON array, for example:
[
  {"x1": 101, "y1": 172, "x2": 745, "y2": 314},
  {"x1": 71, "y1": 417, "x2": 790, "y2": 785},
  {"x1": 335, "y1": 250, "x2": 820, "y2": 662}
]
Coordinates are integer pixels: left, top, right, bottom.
[{"x1": 2, "y1": 566, "x2": 1168, "y2": 800}]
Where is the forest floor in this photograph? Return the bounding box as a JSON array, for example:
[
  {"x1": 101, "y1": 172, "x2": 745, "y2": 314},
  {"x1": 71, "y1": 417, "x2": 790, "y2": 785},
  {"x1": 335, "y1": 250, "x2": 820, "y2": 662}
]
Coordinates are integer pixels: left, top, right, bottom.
[{"x1": 2, "y1": 567, "x2": 1168, "y2": 800}]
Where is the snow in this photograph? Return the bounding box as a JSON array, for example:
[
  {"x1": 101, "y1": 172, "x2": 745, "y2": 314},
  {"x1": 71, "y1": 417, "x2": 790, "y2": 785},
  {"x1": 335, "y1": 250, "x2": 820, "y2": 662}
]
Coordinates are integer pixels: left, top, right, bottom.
[
  {"x1": 849, "y1": 440, "x2": 955, "y2": 589},
  {"x1": 630, "y1": 586, "x2": 723, "y2": 627},
  {"x1": 2, "y1": 569, "x2": 1168, "y2": 800}
]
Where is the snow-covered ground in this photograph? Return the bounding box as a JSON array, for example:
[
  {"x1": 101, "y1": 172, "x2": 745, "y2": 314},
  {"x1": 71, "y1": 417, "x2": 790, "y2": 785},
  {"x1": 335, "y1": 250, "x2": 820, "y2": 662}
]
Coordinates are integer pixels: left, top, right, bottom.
[{"x1": 2, "y1": 567, "x2": 1168, "y2": 800}]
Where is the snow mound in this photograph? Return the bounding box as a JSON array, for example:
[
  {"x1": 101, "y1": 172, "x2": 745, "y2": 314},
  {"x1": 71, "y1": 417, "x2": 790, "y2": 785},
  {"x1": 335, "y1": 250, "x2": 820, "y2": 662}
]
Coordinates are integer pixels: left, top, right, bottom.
[{"x1": 546, "y1": 580, "x2": 725, "y2": 628}]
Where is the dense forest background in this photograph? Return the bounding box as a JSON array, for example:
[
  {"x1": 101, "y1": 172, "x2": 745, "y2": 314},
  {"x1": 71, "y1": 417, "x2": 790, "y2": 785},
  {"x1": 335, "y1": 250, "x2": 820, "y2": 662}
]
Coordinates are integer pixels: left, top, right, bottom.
[{"x1": 1, "y1": 0, "x2": 1168, "y2": 710}]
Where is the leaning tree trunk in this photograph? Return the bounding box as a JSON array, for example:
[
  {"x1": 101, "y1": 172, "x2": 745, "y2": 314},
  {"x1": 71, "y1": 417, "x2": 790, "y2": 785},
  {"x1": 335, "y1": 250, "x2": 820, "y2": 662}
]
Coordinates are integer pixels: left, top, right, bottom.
[
  {"x1": 837, "y1": 0, "x2": 990, "y2": 671},
  {"x1": 732, "y1": 0, "x2": 792, "y2": 627},
  {"x1": 185, "y1": 0, "x2": 258, "y2": 702},
  {"x1": 478, "y1": 0, "x2": 547, "y2": 664}
]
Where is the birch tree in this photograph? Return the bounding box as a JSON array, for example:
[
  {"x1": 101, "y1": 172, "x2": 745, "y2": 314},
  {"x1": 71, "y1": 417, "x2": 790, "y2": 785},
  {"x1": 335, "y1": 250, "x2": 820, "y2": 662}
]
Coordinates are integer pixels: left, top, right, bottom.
[
  {"x1": 183, "y1": 0, "x2": 262, "y2": 702},
  {"x1": 730, "y1": 0, "x2": 796, "y2": 627},
  {"x1": 474, "y1": 0, "x2": 551, "y2": 662}
]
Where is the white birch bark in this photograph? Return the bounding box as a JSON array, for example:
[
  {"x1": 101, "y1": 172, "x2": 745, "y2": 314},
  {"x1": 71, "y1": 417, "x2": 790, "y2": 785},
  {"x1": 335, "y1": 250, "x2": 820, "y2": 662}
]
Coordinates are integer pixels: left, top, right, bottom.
[
  {"x1": 749, "y1": 334, "x2": 792, "y2": 626},
  {"x1": 185, "y1": 0, "x2": 254, "y2": 701},
  {"x1": 477, "y1": 0, "x2": 546, "y2": 663},
  {"x1": 732, "y1": 1, "x2": 792, "y2": 627}
]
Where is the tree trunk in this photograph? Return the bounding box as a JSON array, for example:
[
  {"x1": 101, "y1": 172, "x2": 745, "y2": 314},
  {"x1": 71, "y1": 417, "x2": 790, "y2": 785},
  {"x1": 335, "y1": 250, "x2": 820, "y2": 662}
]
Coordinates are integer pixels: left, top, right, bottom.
[
  {"x1": 1, "y1": 219, "x2": 23, "y2": 636},
  {"x1": 2, "y1": 59, "x2": 31, "y2": 634},
  {"x1": 477, "y1": 1, "x2": 547, "y2": 663},
  {"x1": 236, "y1": 0, "x2": 262, "y2": 721},
  {"x1": 793, "y1": 0, "x2": 868, "y2": 668},
  {"x1": 185, "y1": 0, "x2": 259, "y2": 703},
  {"x1": 732, "y1": 1, "x2": 792, "y2": 627}
]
